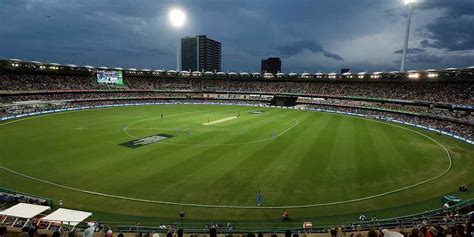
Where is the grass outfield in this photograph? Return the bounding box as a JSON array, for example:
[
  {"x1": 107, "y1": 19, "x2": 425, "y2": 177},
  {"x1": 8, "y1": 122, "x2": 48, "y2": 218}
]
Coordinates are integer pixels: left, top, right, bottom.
[{"x1": 0, "y1": 104, "x2": 472, "y2": 225}]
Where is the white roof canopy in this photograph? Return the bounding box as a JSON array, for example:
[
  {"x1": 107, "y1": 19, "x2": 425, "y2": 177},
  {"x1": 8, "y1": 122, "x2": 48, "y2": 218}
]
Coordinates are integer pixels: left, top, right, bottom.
[
  {"x1": 41, "y1": 208, "x2": 92, "y2": 227},
  {"x1": 0, "y1": 203, "x2": 50, "y2": 219}
]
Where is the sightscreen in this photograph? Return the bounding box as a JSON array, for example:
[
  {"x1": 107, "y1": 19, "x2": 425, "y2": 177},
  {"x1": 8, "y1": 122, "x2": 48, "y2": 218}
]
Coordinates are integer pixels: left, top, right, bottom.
[{"x1": 96, "y1": 70, "x2": 124, "y2": 85}]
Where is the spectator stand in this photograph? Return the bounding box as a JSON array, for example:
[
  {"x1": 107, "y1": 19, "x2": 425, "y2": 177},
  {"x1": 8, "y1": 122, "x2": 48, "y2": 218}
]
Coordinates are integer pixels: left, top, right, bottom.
[
  {"x1": 39, "y1": 208, "x2": 92, "y2": 231},
  {"x1": 0, "y1": 203, "x2": 50, "y2": 227},
  {"x1": 0, "y1": 187, "x2": 53, "y2": 206}
]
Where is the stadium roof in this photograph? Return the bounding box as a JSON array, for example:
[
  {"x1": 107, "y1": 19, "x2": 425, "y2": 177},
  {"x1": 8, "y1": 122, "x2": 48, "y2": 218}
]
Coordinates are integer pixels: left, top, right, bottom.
[
  {"x1": 0, "y1": 203, "x2": 51, "y2": 219},
  {"x1": 2, "y1": 58, "x2": 472, "y2": 77},
  {"x1": 41, "y1": 208, "x2": 92, "y2": 227}
]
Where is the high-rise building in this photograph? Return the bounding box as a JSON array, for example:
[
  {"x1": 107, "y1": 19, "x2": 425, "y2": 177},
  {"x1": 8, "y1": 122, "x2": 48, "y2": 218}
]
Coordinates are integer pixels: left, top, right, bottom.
[
  {"x1": 181, "y1": 35, "x2": 221, "y2": 72},
  {"x1": 341, "y1": 68, "x2": 351, "y2": 74},
  {"x1": 261, "y1": 57, "x2": 281, "y2": 74}
]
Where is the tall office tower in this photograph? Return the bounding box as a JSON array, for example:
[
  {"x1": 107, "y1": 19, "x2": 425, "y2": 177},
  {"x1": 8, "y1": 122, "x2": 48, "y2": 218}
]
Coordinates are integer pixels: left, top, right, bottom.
[
  {"x1": 181, "y1": 35, "x2": 221, "y2": 72},
  {"x1": 261, "y1": 57, "x2": 281, "y2": 74}
]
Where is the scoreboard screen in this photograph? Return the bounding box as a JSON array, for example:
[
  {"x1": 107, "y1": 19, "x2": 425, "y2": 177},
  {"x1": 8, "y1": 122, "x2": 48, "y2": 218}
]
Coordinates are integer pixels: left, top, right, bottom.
[{"x1": 96, "y1": 70, "x2": 124, "y2": 85}]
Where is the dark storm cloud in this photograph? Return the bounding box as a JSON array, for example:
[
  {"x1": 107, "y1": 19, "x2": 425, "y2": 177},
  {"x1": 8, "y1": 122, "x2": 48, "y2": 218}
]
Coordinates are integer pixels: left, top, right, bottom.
[
  {"x1": 415, "y1": 0, "x2": 474, "y2": 51},
  {"x1": 0, "y1": 0, "x2": 473, "y2": 72},
  {"x1": 278, "y1": 40, "x2": 343, "y2": 61},
  {"x1": 421, "y1": 17, "x2": 474, "y2": 51},
  {"x1": 404, "y1": 53, "x2": 474, "y2": 69}
]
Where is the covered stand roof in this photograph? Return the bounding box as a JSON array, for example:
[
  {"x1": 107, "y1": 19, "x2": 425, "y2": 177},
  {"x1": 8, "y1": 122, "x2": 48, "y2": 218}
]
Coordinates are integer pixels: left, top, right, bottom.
[
  {"x1": 41, "y1": 208, "x2": 92, "y2": 227},
  {"x1": 0, "y1": 203, "x2": 51, "y2": 219}
]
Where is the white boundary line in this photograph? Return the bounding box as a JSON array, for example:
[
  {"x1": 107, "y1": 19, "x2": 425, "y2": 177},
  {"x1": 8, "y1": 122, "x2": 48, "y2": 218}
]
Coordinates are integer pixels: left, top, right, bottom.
[{"x1": 0, "y1": 103, "x2": 455, "y2": 209}]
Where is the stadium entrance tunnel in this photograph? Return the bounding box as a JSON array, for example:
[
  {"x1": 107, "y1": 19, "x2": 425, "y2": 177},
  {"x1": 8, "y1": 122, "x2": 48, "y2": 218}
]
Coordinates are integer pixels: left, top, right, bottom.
[{"x1": 271, "y1": 96, "x2": 298, "y2": 107}]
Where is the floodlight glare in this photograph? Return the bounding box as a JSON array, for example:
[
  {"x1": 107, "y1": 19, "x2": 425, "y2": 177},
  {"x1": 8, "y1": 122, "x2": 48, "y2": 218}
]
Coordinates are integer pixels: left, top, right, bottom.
[
  {"x1": 169, "y1": 8, "x2": 186, "y2": 28},
  {"x1": 404, "y1": 0, "x2": 416, "y2": 5}
]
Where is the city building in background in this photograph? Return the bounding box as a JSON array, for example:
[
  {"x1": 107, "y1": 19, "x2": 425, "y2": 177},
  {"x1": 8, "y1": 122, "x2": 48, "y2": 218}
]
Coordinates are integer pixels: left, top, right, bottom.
[
  {"x1": 341, "y1": 68, "x2": 351, "y2": 74},
  {"x1": 261, "y1": 57, "x2": 281, "y2": 74},
  {"x1": 181, "y1": 35, "x2": 221, "y2": 72}
]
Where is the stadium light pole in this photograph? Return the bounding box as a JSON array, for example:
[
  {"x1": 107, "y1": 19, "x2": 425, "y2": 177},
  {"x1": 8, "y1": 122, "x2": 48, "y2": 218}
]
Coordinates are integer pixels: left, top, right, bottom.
[
  {"x1": 169, "y1": 8, "x2": 186, "y2": 72},
  {"x1": 400, "y1": 0, "x2": 416, "y2": 72}
]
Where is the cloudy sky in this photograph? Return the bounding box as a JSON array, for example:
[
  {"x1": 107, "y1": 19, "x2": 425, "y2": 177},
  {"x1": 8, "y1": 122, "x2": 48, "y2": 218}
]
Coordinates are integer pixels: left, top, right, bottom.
[{"x1": 0, "y1": 0, "x2": 473, "y2": 72}]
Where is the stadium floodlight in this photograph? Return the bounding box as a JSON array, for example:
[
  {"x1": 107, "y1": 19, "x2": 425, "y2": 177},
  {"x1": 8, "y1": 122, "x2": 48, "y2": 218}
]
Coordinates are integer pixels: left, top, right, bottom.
[
  {"x1": 168, "y1": 8, "x2": 186, "y2": 71},
  {"x1": 400, "y1": 0, "x2": 416, "y2": 72},
  {"x1": 169, "y1": 8, "x2": 186, "y2": 28}
]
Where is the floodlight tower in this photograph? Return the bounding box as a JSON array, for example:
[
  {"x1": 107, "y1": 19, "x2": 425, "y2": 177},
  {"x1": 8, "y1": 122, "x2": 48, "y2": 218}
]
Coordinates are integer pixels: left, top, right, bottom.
[
  {"x1": 400, "y1": 0, "x2": 416, "y2": 72},
  {"x1": 169, "y1": 8, "x2": 186, "y2": 71}
]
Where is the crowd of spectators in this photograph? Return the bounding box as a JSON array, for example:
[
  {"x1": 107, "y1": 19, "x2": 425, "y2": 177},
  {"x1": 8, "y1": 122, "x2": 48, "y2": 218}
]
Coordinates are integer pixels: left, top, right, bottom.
[
  {"x1": 2, "y1": 91, "x2": 472, "y2": 124},
  {"x1": 0, "y1": 205, "x2": 472, "y2": 237},
  {"x1": 0, "y1": 74, "x2": 472, "y2": 105},
  {"x1": 0, "y1": 92, "x2": 187, "y2": 104},
  {"x1": 1, "y1": 192, "x2": 49, "y2": 206},
  {"x1": 122, "y1": 77, "x2": 473, "y2": 105},
  {"x1": 0, "y1": 74, "x2": 101, "y2": 91}
]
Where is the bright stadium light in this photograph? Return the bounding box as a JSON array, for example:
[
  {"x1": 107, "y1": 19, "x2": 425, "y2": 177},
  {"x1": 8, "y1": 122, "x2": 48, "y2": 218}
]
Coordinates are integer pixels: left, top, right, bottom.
[
  {"x1": 168, "y1": 8, "x2": 186, "y2": 71},
  {"x1": 169, "y1": 8, "x2": 186, "y2": 28},
  {"x1": 400, "y1": 0, "x2": 416, "y2": 72}
]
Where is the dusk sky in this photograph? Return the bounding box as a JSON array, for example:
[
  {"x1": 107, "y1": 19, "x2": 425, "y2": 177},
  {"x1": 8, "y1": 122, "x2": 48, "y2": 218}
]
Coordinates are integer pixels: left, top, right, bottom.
[{"x1": 1, "y1": 0, "x2": 473, "y2": 72}]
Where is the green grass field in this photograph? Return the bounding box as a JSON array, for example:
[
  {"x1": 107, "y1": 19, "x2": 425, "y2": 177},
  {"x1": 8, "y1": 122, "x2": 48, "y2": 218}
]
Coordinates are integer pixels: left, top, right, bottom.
[{"x1": 0, "y1": 104, "x2": 472, "y2": 225}]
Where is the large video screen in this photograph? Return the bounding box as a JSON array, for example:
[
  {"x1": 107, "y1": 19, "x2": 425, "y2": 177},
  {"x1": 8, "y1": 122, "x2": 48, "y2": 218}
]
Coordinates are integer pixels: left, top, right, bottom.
[{"x1": 97, "y1": 70, "x2": 124, "y2": 85}]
